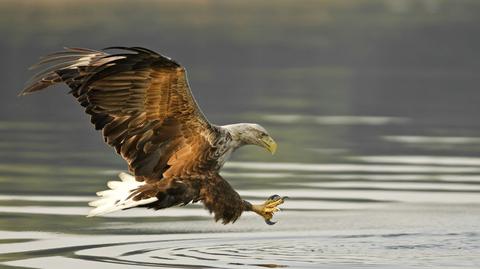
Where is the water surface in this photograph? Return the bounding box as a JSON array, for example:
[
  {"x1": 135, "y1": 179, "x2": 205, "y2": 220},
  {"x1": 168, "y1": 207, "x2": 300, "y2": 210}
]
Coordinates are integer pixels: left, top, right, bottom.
[{"x1": 1, "y1": 1, "x2": 480, "y2": 268}]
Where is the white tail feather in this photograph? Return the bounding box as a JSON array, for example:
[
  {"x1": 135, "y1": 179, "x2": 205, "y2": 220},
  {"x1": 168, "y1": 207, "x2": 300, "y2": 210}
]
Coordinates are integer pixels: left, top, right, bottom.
[{"x1": 87, "y1": 172, "x2": 158, "y2": 217}]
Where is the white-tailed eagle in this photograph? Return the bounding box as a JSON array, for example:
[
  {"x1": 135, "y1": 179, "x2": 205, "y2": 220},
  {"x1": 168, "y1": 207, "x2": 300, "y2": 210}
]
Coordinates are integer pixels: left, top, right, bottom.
[{"x1": 20, "y1": 47, "x2": 286, "y2": 225}]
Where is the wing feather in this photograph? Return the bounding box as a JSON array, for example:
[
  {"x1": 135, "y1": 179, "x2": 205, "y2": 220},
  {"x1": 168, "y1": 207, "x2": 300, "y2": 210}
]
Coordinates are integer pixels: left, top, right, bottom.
[{"x1": 22, "y1": 47, "x2": 219, "y2": 182}]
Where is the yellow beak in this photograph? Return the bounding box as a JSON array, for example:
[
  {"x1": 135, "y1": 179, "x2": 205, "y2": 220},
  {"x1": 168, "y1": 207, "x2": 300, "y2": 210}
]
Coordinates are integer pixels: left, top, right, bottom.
[{"x1": 262, "y1": 136, "x2": 277, "y2": 155}]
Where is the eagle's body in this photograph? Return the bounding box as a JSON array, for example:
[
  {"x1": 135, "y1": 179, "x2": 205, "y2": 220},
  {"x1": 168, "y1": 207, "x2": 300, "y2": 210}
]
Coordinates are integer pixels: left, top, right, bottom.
[{"x1": 21, "y1": 47, "x2": 285, "y2": 225}]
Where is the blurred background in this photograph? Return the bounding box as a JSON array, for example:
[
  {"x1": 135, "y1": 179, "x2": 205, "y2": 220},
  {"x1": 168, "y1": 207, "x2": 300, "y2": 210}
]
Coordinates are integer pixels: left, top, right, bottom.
[{"x1": 1, "y1": 1, "x2": 480, "y2": 268}]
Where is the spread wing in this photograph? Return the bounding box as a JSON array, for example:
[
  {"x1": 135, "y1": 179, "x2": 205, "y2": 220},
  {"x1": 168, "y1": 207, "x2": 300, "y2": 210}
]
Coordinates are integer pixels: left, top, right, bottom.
[{"x1": 21, "y1": 47, "x2": 219, "y2": 182}]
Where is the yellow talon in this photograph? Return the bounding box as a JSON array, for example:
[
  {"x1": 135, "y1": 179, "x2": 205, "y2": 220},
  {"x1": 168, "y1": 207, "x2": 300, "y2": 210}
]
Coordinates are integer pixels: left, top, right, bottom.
[{"x1": 251, "y1": 195, "x2": 288, "y2": 225}]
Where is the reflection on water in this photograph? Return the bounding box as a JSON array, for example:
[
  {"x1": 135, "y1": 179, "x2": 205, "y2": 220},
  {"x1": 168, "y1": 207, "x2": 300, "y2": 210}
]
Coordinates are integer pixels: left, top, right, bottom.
[
  {"x1": 2, "y1": 0, "x2": 480, "y2": 268},
  {"x1": 2, "y1": 221, "x2": 480, "y2": 269},
  {"x1": 383, "y1": 136, "x2": 480, "y2": 145},
  {"x1": 261, "y1": 115, "x2": 409, "y2": 125}
]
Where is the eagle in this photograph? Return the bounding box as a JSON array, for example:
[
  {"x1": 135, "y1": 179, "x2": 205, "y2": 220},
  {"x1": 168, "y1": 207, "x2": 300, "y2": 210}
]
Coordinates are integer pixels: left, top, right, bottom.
[{"x1": 20, "y1": 47, "x2": 287, "y2": 225}]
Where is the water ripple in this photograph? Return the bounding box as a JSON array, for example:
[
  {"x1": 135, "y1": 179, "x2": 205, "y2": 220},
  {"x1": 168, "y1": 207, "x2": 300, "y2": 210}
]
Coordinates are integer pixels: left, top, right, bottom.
[{"x1": 3, "y1": 231, "x2": 480, "y2": 269}]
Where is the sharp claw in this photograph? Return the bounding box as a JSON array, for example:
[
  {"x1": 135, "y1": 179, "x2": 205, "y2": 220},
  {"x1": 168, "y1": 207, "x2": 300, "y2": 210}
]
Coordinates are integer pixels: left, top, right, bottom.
[
  {"x1": 265, "y1": 219, "x2": 277, "y2": 225},
  {"x1": 254, "y1": 195, "x2": 287, "y2": 225},
  {"x1": 268, "y1": 194, "x2": 280, "y2": 200}
]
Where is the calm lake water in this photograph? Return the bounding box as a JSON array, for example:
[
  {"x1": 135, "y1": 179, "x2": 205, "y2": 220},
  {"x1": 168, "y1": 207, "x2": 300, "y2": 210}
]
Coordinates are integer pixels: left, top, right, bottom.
[{"x1": 1, "y1": 1, "x2": 480, "y2": 268}]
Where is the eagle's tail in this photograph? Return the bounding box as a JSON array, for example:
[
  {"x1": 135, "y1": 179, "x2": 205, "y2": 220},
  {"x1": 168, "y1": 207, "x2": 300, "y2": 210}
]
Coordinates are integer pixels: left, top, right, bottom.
[{"x1": 87, "y1": 172, "x2": 158, "y2": 217}]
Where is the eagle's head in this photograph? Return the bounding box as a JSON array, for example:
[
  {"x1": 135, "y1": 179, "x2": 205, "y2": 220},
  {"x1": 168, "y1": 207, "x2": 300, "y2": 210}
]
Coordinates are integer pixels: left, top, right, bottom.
[{"x1": 223, "y1": 123, "x2": 277, "y2": 154}]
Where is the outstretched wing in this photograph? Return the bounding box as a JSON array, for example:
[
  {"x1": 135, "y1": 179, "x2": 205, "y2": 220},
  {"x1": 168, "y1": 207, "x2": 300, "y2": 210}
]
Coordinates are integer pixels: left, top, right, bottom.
[{"x1": 21, "y1": 47, "x2": 219, "y2": 182}]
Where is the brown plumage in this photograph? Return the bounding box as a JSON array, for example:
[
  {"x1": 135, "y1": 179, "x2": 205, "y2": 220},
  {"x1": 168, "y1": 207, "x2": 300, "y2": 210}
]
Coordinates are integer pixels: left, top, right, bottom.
[{"x1": 21, "y1": 47, "x2": 286, "y2": 225}]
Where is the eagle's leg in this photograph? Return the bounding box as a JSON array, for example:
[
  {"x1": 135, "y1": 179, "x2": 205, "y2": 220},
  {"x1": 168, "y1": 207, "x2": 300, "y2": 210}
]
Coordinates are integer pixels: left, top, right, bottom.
[{"x1": 248, "y1": 194, "x2": 288, "y2": 225}]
